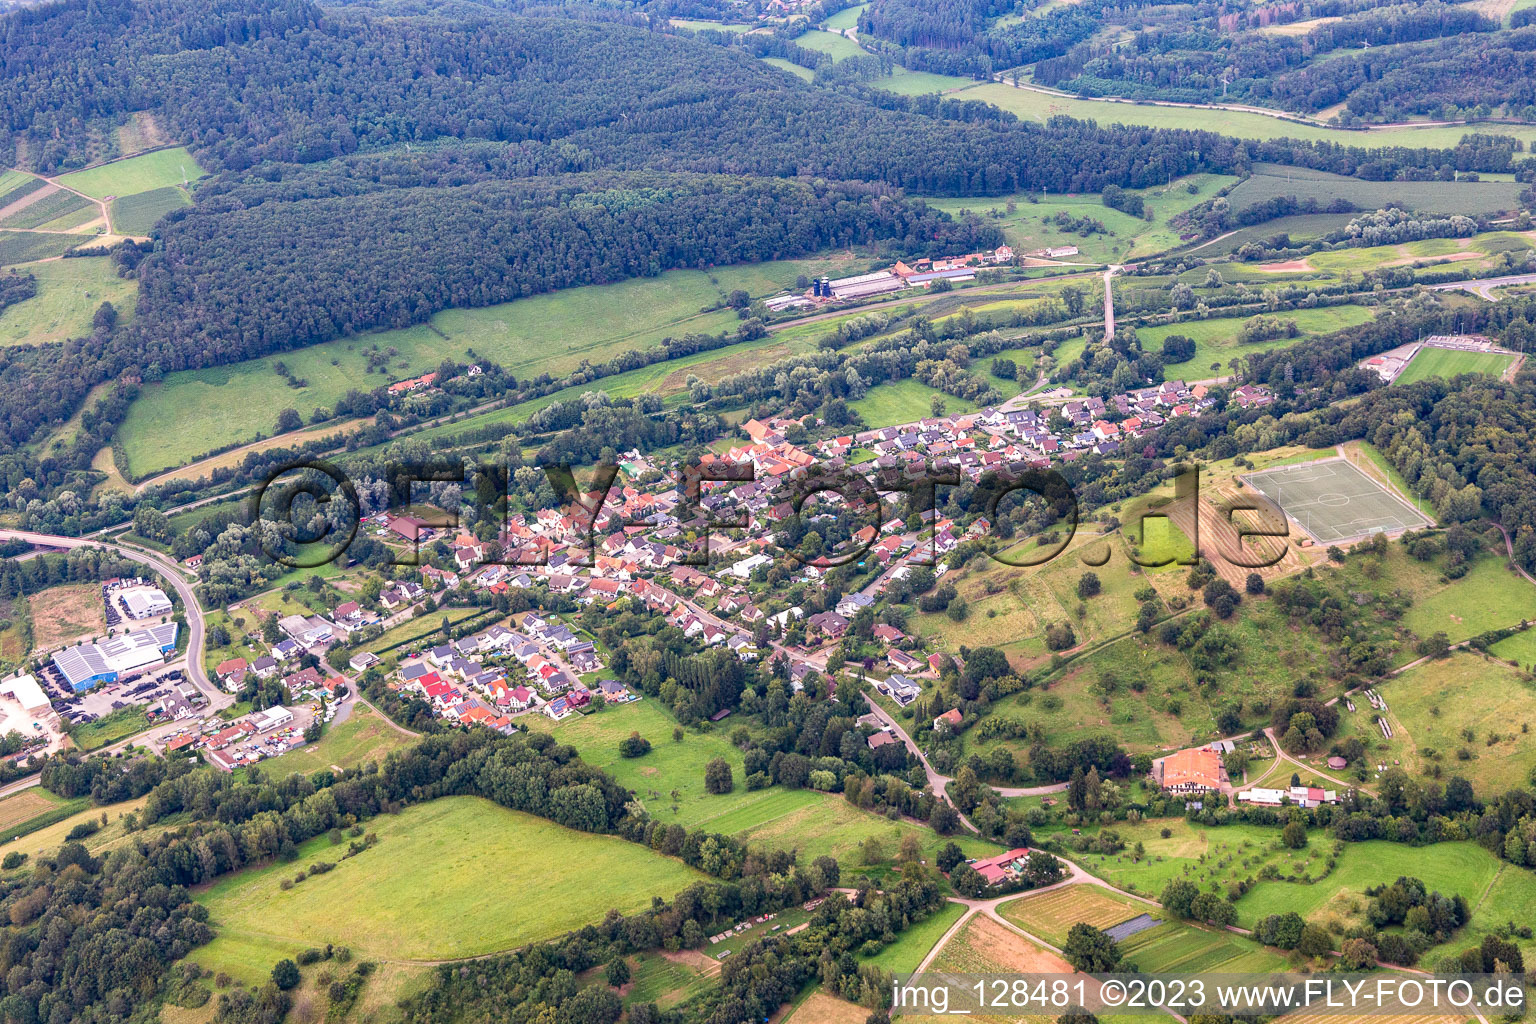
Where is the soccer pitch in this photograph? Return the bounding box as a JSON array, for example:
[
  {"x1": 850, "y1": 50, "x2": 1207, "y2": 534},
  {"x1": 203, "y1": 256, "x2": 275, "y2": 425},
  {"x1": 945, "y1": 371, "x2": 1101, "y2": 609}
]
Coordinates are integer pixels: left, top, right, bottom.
[{"x1": 1241, "y1": 458, "x2": 1432, "y2": 545}]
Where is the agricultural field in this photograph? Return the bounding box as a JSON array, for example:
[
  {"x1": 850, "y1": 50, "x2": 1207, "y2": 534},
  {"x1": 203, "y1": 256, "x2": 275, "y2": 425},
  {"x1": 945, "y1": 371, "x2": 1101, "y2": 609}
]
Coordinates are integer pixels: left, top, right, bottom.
[
  {"x1": 54, "y1": 147, "x2": 205, "y2": 199},
  {"x1": 964, "y1": 82, "x2": 1536, "y2": 149},
  {"x1": 1303, "y1": 230, "x2": 1536, "y2": 276},
  {"x1": 0, "y1": 230, "x2": 84, "y2": 266},
  {"x1": 820, "y1": 3, "x2": 866, "y2": 30},
  {"x1": 0, "y1": 257, "x2": 137, "y2": 347},
  {"x1": 0, "y1": 794, "x2": 151, "y2": 866},
  {"x1": 1135, "y1": 304, "x2": 1377, "y2": 378},
  {"x1": 1117, "y1": 917, "x2": 1287, "y2": 974},
  {"x1": 116, "y1": 256, "x2": 853, "y2": 476},
  {"x1": 189, "y1": 796, "x2": 707, "y2": 984},
  {"x1": 27, "y1": 583, "x2": 104, "y2": 648},
  {"x1": 110, "y1": 185, "x2": 192, "y2": 235},
  {"x1": 1227, "y1": 173, "x2": 1525, "y2": 217},
  {"x1": 999, "y1": 885, "x2": 1153, "y2": 948},
  {"x1": 1394, "y1": 346, "x2": 1517, "y2": 385},
  {"x1": 0, "y1": 788, "x2": 84, "y2": 842},
  {"x1": 255, "y1": 703, "x2": 418, "y2": 777},
  {"x1": 0, "y1": 189, "x2": 92, "y2": 230}
]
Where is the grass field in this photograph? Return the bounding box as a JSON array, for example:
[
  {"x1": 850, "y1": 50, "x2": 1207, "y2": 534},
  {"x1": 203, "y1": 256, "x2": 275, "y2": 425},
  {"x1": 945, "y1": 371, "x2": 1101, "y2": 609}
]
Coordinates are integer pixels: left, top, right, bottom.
[
  {"x1": 999, "y1": 885, "x2": 1152, "y2": 948},
  {"x1": 28, "y1": 583, "x2": 103, "y2": 648},
  {"x1": 70, "y1": 705, "x2": 152, "y2": 751},
  {"x1": 110, "y1": 185, "x2": 192, "y2": 235},
  {"x1": 1137, "y1": 304, "x2": 1375, "y2": 377},
  {"x1": 0, "y1": 257, "x2": 137, "y2": 347},
  {"x1": 821, "y1": 3, "x2": 866, "y2": 30},
  {"x1": 793, "y1": 29, "x2": 866, "y2": 60},
  {"x1": 964, "y1": 82, "x2": 1536, "y2": 149},
  {"x1": 116, "y1": 257, "x2": 851, "y2": 476},
  {"x1": 762, "y1": 57, "x2": 815, "y2": 81},
  {"x1": 255, "y1": 703, "x2": 417, "y2": 777},
  {"x1": 1377, "y1": 652, "x2": 1536, "y2": 792},
  {"x1": 55, "y1": 147, "x2": 205, "y2": 199},
  {"x1": 1118, "y1": 917, "x2": 1287, "y2": 974},
  {"x1": 875, "y1": 67, "x2": 980, "y2": 95},
  {"x1": 850, "y1": 379, "x2": 978, "y2": 428},
  {"x1": 0, "y1": 794, "x2": 150, "y2": 864},
  {"x1": 1394, "y1": 346, "x2": 1516, "y2": 385},
  {"x1": 1227, "y1": 173, "x2": 1524, "y2": 216},
  {"x1": 919, "y1": 175, "x2": 1230, "y2": 264},
  {"x1": 1392, "y1": 549, "x2": 1536, "y2": 647},
  {"x1": 190, "y1": 796, "x2": 707, "y2": 983}
]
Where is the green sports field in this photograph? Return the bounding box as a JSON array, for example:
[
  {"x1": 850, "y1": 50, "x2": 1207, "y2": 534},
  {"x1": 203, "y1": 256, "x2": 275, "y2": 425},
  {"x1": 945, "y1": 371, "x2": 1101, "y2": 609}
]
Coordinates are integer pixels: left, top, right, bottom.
[
  {"x1": 190, "y1": 796, "x2": 706, "y2": 983},
  {"x1": 55, "y1": 147, "x2": 206, "y2": 199},
  {"x1": 1242, "y1": 457, "x2": 1431, "y2": 544},
  {"x1": 1394, "y1": 346, "x2": 1516, "y2": 385}
]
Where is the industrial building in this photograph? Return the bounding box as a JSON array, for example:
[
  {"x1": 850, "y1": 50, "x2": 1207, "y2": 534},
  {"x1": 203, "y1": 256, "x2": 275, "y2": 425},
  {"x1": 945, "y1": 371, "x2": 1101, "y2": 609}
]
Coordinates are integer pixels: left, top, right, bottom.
[
  {"x1": 252, "y1": 705, "x2": 294, "y2": 732},
  {"x1": 52, "y1": 623, "x2": 179, "y2": 692},
  {"x1": 120, "y1": 586, "x2": 173, "y2": 619}
]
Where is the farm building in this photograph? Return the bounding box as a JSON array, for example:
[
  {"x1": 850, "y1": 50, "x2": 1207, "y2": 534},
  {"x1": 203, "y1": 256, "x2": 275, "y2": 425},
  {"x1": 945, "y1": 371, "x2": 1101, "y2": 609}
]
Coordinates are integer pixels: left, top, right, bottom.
[
  {"x1": 828, "y1": 270, "x2": 903, "y2": 300},
  {"x1": 52, "y1": 623, "x2": 179, "y2": 692},
  {"x1": 1159, "y1": 746, "x2": 1224, "y2": 794},
  {"x1": 968, "y1": 848, "x2": 1033, "y2": 886}
]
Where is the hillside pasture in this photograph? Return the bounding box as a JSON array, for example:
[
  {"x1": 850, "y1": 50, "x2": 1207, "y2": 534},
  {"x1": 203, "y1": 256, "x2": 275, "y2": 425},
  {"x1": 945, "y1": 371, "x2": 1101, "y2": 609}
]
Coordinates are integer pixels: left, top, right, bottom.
[
  {"x1": 0, "y1": 257, "x2": 136, "y2": 346},
  {"x1": 793, "y1": 29, "x2": 866, "y2": 61},
  {"x1": 55, "y1": 147, "x2": 206, "y2": 199},
  {"x1": 189, "y1": 797, "x2": 707, "y2": 984}
]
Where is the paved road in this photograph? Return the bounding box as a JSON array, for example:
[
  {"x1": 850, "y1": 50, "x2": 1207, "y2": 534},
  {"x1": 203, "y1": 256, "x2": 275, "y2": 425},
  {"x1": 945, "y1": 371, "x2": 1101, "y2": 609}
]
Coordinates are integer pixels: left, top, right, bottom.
[
  {"x1": 1102, "y1": 264, "x2": 1120, "y2": 341},
  {"x1": 1428, "y1": 272, "x2": 1536, "y2": 299}
]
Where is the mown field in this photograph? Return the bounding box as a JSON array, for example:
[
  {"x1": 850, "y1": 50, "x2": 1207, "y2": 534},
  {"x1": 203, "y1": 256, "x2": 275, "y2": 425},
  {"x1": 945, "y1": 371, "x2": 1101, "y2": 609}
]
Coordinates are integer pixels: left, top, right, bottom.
[
  {"x1": 1395, "y1": 346, "x2": 1516, "y2": 385},
  {"x1": 1227, "y1": 173, "x2": 1525, "y2": 216},
  {"x1": 55, "y1": 147, "x2": 206, "y2": 198},
  {"x1": 190, "y1": 796, "x2": 707, "y2": 984},
  {"x1": 850, "y1": 379, "x2": 978, "y2": 428},
  {"x1": 116, "y1": 256, "x2": 855, "y2": 476},
  {"x1": 0, "y1": 256, "x2": 137, "y2": 347},
  {"x1": 963, "y1": 82, "x2": 1536, "y2": 149}
]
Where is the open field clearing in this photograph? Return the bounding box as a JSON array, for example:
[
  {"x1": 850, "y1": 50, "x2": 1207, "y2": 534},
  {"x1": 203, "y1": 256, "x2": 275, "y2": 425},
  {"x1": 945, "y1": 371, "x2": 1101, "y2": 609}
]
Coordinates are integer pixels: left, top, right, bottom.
[
  {"x1": 964, "y1": 82, "x2": 1536, "y2": 149},
  {"x1": 110, "y1": 185, "x2": 192, "y2": 235},
  {"x1": 256, "y1": 703, "x2": 417, "y2": 777},
  {"x1": 1227, "y1": 173, "x2": 1525, "y2": 216},
  {"x1": 784, "y1": 992, "x2": 868, "y2": 1024},
  {"x1": 1303, "y1": 231, "x2": 1535, "y2": 275},
  {"x1": 1395, "y1": 346, "x2": 1517, "y2": 384},
  {"x1": 190, "y1": 796, "x2": 707, "y2": 983},
  {"x1": 28, "y1": 583, "x2": 104, "y2": 648},
  {"x1": 999, "y1": 885, "x2": 1151, "y2": 948},
  {"x1": 0, "y1": 257, "x2": 136, "y2": 347},
  {"x1": 116, "y1": 256, "x2": 855, "y2": 476},
  {"x1": 55, "y1": 147, "x2": 206, "y2": 198},
  {"x1": 821, "y1": 3, "x2": 866, "y2": 30},
  {"x1": 730, "y1": 790, "x2": 994, "y2": 867},
  {"x1": 1392, "y1": 549, "x2": 1536, "y2": 646},
  {"x1": 0, "y1": 788, "x2": 77, "y2": 835},
  {"x1": 670, "y1": 17, "x2": 751, "y2": 31},
  {"x1": 793, "y1": 29, "x2": 865, "y2": 61},
  {"x1": 1136, "y1": 304, "x2": 1376, "y2": 377},
  {"x1": 763, "y1": 57, "x2": 814, "y2": 81},
  {"x1": 875, "y1": 67, "x2": 980, "y2": 95}
]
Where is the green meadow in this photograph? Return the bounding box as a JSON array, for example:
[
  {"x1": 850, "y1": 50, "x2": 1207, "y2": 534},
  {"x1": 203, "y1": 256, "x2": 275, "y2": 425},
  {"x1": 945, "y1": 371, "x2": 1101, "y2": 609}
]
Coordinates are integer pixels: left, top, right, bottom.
[
  {"x1": 55, "y1": 147, "x2": 206, "y2": 199},
  {"x1": 0, "y1": 257, "x2": 136, "y2": 347}
]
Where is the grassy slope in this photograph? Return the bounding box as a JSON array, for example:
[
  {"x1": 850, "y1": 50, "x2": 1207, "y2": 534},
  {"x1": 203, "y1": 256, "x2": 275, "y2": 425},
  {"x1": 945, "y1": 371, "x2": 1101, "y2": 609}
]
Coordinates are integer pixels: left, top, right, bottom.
[
  {"x1": 255, "y1": 703, "x2": 418, "y2": 777},
  {"x1": 117, "y1": 256, "x2": 852, "y2": 476},
  {"x1": 851, "y1": 379, "x2": 979, "y2": 428},
  {"x1": 1139, "y1": 304, "x2": 1376, "y2": 377},
  {"x1": 0, "y1": 257, "x2": 137, "y2": 348},
  {"x1": 190, "y1": 796, "x2": 707, "y2": 983}
]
